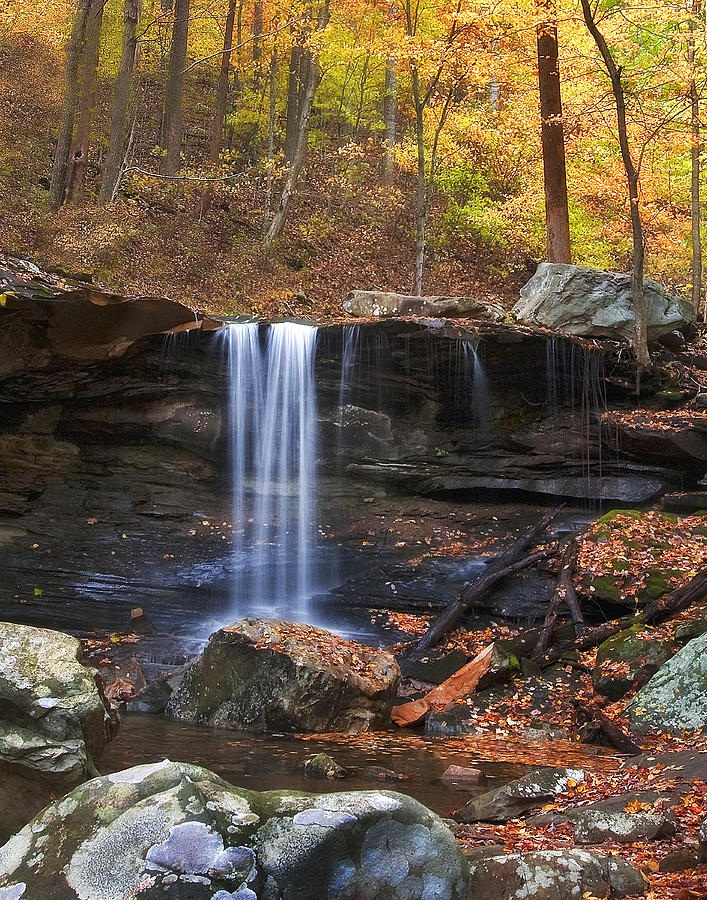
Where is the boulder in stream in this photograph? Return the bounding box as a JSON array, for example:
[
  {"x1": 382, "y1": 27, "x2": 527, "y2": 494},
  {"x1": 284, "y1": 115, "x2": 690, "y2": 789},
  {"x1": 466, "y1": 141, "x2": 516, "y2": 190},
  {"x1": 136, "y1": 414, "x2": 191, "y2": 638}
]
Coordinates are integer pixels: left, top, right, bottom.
[
  {"x1": 513, "y1": 262, "x2": 695, "y2": 341},
  {"x1": 0, "y1": 759, "x2": 471, "y2": 900},
  {"x1": 0, "y1": 622, "x2": 118, "y2": 843},
  {"x1": 166, "y1": 618, "x2": 400, "y2": 733},
  {"x1": 454, "y1": 767, "x2": 586, "y2": 824}
]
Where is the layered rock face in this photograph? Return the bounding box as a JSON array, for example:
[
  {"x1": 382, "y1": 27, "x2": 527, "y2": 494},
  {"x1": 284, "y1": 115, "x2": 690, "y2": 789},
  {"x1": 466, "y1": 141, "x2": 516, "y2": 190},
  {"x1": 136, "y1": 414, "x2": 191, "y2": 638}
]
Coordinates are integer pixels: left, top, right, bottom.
[
  {"x1": 0, "y1": 759, "x2": 470, "y2": 900},
  {"x1": 0, "y1": 622, "x2": 118, "y2": 841},
  {"x1": 166, "y1": 619, "x2": 400, "y2": 733},
  {"x1": 514, "y1": 262, "x2": 695, "y2": 340}
]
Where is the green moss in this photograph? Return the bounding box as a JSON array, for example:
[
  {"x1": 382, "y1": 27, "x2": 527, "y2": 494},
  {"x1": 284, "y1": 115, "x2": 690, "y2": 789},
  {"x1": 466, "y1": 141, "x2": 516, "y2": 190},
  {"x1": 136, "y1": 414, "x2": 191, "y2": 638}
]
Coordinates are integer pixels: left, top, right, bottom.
[
  {"x1": 591, "y1": 575, "x2": 623, "y2": 602},
  {"x1": 596, "y1": 509, "x2": 642, "y2": 525},
  {"x1": 643, "y1": 568, "x2": 683, "y2": 601}
]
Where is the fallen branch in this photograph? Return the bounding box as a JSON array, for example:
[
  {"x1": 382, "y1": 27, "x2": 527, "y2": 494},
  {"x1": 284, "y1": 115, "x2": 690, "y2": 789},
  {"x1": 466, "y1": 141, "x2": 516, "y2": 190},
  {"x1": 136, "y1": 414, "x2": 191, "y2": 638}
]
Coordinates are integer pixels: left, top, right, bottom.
[
  {"x1": 574, "y1": 697, "x2": 642, "y2": 755},
  {"x1": 391, "y1": 643, "x2": 494, "y2": 728},
  {"x1": 533, "y1": 539, "x2": 578, "y2": 659},
  {"x1": 538, "y1": 567, "x2": 707, "y2": 668},
  {"x1": 416, "y1": 506, "x2": 562, "y2": 652}
]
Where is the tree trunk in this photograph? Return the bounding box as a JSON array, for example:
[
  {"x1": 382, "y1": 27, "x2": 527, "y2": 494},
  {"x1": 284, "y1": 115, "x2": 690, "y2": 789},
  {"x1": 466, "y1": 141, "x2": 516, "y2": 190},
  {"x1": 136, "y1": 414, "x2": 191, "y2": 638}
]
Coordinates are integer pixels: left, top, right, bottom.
[
  {"x1": 208, "y1": 0, "x2": 237, "y2": 164},
  {"x1": 580, "y1": 0, "x2": 650, "y2": 368},
  {"x1": 99, "y1": 0, "x2": 142, "y2": 204},
  {"x1": 50, "y1": 0, "x2": 91, "y2": 209},
  {"x1": 411, "y1": 66, "x2": 426, "y2": 296},
  {"x1": 252, "y1": 0, "x2": 263, "y2": 87},
  {"x1": 536, "y1": 3, "x2": 571, "y2": 263},
  {"x1": 163, "y1": 0, "x2": 190, "y2": 176},
  {"x1": 264, "y1": 2, "x2": 329, "y2": 245},
  {"x1": 62, "y1": 0, "x2": 103, "y2": 205},
  {"x1": 689, "y1": 3, "x2": 703, "y2": 319},
  {"x1": 263, "y1": 47, "x2": 278, "y2": 232},
  {"x1": 196, "y1": 0, "x2": 237, "y2": 217},
  {"x1": 284, "y1": 42, "x2": 302, "y2": 162},
  {"x1": 382, "y1": 60, "x2": 397, "y2": 186}
]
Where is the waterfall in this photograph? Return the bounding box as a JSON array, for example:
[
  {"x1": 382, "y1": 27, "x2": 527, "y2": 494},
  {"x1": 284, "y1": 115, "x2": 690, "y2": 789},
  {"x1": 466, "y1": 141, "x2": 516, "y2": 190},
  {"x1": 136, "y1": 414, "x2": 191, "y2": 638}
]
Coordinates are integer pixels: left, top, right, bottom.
[
  {"x1": 455, "y1": 339, "x2": 490, "y2": 430},
  {"x1": 219, "y1": 321, "x2": 318, "y2": 621}
]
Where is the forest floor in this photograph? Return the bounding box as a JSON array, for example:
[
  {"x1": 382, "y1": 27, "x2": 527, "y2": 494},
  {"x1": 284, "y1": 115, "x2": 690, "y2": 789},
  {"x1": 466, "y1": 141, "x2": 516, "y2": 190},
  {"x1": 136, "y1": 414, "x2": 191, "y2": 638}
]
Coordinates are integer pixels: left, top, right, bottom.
[{"x1": 0, "y1": 36, "x2": 523, "y2": 322}]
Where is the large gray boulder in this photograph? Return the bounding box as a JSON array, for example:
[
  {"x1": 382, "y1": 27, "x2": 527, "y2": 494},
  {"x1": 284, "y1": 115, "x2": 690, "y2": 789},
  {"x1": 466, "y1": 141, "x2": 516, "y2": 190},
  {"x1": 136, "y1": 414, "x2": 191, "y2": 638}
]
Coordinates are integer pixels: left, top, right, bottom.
[
  {"x1": 344, "y1": 290, "x2": 505, "y2": 321},
  {"x1": 454, "y1": 768, "x2": 585, "y2": 823},
  {"x1": 466, "y1": 849, "x2": 645, "y2": 899},
  {"x1": 166, "y1": 619, "x2": 400, "y2": 734},
  {"x1": 625, "y1": 631, "x2": 707, "y2": 734},
  {"x1": 513, "y1": 263, "x2": 695, "y2": 341},
  {"x1": 0, "y1": 759, "x2": 470, "y2": 900},
  {"x1": 0, "y1": 622, "x2": 118, "y2": 842}
]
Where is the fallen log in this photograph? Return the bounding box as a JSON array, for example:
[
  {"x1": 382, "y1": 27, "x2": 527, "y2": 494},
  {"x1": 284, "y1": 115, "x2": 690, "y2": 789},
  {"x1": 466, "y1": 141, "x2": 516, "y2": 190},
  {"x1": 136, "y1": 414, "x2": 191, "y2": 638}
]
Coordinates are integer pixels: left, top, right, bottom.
[
  {"x1": 416, "y1": 506, "x2": 562, "y2": 652},
  {"x1": 574, "y1": 697, "x2": 642, "y2": 755},
  {"x1": 537, "y1": 567, "x2": 707, "y2": 669},
  {"x1": 391, "y1": 643, "x2": 494, "y2": 728},
  {"x1": 533, "y1": 539, "x2": 578, "y2": 659}
]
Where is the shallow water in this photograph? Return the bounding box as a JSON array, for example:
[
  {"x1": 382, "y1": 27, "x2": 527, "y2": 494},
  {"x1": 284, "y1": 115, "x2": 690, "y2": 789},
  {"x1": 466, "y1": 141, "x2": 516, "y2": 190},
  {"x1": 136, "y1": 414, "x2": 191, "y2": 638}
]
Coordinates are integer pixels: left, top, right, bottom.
[{"x1": 100, "y1": 714, "x2": 620, "y2": 818}]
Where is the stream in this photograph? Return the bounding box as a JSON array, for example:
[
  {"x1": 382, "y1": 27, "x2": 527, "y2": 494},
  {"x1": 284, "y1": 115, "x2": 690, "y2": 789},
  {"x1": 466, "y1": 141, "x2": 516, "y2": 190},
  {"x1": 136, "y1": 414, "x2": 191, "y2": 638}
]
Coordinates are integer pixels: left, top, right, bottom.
[{"x1": 100, "y1": 714, "x2": 621, "y2": 818}]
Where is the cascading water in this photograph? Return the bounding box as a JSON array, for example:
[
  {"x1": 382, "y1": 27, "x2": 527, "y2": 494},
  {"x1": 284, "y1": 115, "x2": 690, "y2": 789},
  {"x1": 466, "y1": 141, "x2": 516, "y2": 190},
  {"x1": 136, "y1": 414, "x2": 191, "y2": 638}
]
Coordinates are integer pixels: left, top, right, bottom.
[{"x1": 219, "y1": 321, "x2": 318, "y2": 621}]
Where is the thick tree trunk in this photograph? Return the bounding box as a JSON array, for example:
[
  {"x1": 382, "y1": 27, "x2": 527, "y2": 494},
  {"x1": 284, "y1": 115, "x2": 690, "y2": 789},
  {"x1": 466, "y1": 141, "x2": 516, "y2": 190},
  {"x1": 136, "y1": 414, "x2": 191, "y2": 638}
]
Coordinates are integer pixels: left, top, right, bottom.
[
  {"x1": 580, "y1": 0, "x2": 650, "y2": 368},
  {"x1": 163, "y1": 0, "x2": 190, "y2": 176},
  {"x1": 689, "y1": 5, "x2": 702, "y2": 318},
  {"x1": 65, "y1": 0, "x2": 104, "y2": 204},
  {"x1": 536, "y1": 5, "x2": 571, "y2": 263},
  {"x1": 284, "y1": 43, "x2": 302, "y2": 161},
  {"x1": 382, "y1": 60, "x2": 397, "y2": 186},
  {"x1": 208, "y1": 0, "x2": 237, "y2": 165},
  {"x1": 198, "y1": 0, "x2": 237, "y2": 217},
  {"x1": 50, "y1": 0, "x2": 92, "y2": 210},
  {"x1": 99, "y1": 0, "x2": 142, "y2": 204}
]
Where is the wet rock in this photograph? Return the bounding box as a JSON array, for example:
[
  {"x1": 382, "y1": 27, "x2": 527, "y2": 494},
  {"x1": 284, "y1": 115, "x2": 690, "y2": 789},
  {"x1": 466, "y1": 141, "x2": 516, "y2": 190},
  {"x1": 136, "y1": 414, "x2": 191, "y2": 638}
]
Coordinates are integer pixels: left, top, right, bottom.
[
  {"x1": 344, "y1": 290, "x2": 505, "y2": 321},
  {"x1": 300, "y1": 753, "x2": 347, "y2": 779},
  {"x1": 398, "y1": 648, "x2": 470, "y2": 685},
  {"x1": 621, "y1": 749, "x2": 707, "y2": 782},
  {"x1": 454, "y1": 767, "x2": 586, "y2": 823},
  {"x1": 166, "y1": 618, "x2": 400, "y2": 734},
  {"x1": 592, "y1": 625, "x2": 676, "y2": 701},
  {"x1": 625, "y1": 632, "x2": 707, "y2": 735},
  {"x1": 514, "y1": 262, "x2": 694, "y2": 341},
  {"x1": 0, "y1": 759, "x2": 470, "y2": 900},
  {"x1": 130, "y1": 607, "x2": 155, "y2": 635},
  {"x1": 362, "y1": 766, "x2": 407, "y2": 783},
  {"x1": 466, "y1": 848, "x2": 645, "y2": 899},
  {"x1": 520, "y1": 722, "x2": 571, "y2": 742},
  {"x1": 0, "y1": 621, "x2": 118, "y2": 842},
  {"x1": 440, "y1": 765, "x2": 484, "y2": 787},
  {"x1": 126, "y1": 668, "x2": 186, "y2": 715},
  {"x1": 660, "y1": 850, "x2": 700, "y2": 872}
]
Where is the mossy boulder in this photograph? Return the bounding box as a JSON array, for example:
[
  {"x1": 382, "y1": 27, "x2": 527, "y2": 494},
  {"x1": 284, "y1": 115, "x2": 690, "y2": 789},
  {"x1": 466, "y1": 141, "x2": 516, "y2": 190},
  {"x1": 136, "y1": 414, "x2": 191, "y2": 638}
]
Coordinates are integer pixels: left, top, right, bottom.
[
  {"x1": 467, "y1": 848, "x2": 645, "y2": 898},
  {"x1": 166, "y1": 619, "x2": 400, "y2": 734},
  {"x1": 0, "y1": 759, "x2": 470, "y2": 900},
  {"x1": 0, "y1": 622, "x2": 118, "y2": 843},
  {"x1": 592, "y1": 625, "x2": 677, "y2": 701},
  {"x1": 625, "y1": 631, "x2": 707, "y2": 735}
]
